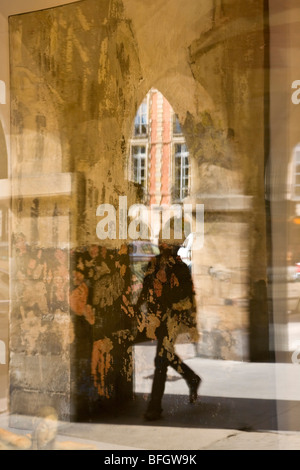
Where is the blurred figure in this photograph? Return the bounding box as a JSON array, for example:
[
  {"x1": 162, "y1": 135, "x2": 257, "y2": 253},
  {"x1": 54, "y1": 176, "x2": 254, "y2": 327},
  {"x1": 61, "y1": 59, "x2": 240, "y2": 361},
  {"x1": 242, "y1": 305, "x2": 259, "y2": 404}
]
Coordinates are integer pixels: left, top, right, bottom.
[
  {"x1": 136, "y1": 220, "x2": 201, "y2": 421},
  {"x1": 31, "y1": 407, "x2": 58, "y2": 450}
]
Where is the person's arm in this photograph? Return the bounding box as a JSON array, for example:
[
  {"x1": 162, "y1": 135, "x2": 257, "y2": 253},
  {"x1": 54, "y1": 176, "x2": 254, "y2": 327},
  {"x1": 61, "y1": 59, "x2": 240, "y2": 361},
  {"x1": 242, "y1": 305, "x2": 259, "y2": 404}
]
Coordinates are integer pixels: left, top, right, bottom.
[{"x1": 136, "y1": 257, "x2": 157, "y2": 308}]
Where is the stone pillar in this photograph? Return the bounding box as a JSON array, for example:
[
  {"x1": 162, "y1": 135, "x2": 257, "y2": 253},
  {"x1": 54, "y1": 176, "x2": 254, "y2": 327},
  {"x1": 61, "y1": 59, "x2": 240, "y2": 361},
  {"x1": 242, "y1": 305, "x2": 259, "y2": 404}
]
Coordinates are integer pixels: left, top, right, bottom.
[
  {"x1": 8, "y1": 0, "x2": 141, "y2": 423},
  {"x1": 9, "y1": 174, "x2": 75, "y2": 424},
  {"x1": 186, "y1": 0, "x2": 269, "y2": 361}
]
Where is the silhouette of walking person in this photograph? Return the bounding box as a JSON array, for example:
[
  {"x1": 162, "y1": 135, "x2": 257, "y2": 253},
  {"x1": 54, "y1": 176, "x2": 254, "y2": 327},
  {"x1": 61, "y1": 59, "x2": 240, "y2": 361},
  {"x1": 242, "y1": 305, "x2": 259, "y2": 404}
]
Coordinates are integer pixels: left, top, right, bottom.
[{"x1": 136, "y1": 222, "x2": 201, "y2": 421}]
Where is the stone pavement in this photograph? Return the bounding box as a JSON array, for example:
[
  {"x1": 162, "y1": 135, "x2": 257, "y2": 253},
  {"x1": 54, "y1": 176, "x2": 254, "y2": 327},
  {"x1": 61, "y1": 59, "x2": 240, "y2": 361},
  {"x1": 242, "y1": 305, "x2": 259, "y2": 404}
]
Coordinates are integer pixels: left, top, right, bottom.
[
  {"x1": 0, "y1": 347, "x2": 300, "y2": 450},
  {"x1": 0, "y1": 410, "x2": 300, "y2": 450}
]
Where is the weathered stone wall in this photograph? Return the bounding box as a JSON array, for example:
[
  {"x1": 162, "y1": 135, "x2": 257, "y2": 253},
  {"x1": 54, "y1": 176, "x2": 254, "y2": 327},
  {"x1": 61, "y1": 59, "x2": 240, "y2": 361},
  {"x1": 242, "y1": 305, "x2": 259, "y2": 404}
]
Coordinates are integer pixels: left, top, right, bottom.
[
  {"x1": 10, "y1": 235, "x2": 135, "y2": 421},
  {"x1": 9, "y1": 0, "x2": 268, "y2": 419},
  {"x1": 183, "y1": 1, "x2": 268, "y2": 360},
  {"x1": 9, "y1": 0, "x2": 142, "y2": 420},
  {"x1": 10, "y1": 240, "x2": 73, "y2": 420}
]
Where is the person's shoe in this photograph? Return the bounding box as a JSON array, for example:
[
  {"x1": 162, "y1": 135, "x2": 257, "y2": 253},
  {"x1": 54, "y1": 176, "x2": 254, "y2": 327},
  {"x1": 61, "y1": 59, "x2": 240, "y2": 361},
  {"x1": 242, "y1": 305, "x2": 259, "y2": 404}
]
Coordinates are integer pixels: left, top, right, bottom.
[
  {"x1": 143, "y1": 410, "x2": 162, "y2": 421},
  {"x1": 189, "y1": 376, "x2": 201, "y2": 404}
]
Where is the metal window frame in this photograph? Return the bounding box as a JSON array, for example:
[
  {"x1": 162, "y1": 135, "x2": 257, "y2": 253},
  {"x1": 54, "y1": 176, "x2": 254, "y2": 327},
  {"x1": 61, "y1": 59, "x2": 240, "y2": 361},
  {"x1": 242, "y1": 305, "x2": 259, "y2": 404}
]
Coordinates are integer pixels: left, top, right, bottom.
[
  {"x1": 131, "y1": 143, "x2": 148, "y2": 188},
  {"x1": 174, "y1": 142, "x2": 190, "y2": 201},
  {"x1": 134, "y1": 99, "x2": 148, "y2": 136}
]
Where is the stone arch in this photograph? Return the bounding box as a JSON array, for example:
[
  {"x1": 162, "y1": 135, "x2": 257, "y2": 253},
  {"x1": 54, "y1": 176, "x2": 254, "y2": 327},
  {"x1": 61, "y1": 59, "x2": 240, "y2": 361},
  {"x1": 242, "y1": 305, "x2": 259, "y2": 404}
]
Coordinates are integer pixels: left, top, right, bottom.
[
  {"x1": 125, "y1": 87, "x2": 197, "y2": 244},
  {"x1": 130, "y1": 78, "x2": 254, "y2": 361},
  {"x1": 137, "y1": 75, "x2": 245, "y2": 200}
]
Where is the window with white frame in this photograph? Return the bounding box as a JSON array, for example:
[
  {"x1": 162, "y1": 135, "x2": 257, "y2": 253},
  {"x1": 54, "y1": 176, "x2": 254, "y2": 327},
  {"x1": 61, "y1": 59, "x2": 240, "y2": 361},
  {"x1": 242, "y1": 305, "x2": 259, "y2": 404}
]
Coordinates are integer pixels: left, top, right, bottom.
[
  {"x1": 174, "y1": 143, "x2": 189, "y2": 201},
  {"x1": 132, "y1": 145, "x2": 147, "y2": 189},
  {"x1": 134, "y1": 101, "x2": 148, "y2": 136}
]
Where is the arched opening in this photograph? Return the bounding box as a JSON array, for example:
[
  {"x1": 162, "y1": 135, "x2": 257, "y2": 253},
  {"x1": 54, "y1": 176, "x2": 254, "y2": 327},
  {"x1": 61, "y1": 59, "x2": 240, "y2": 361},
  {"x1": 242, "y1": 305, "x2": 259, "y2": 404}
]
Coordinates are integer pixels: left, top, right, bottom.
[
  {"x1": 126, "y1": 88, "x2": 195, "y2": 285},
  {"x1": 128, "y1": 88, "x2": 191, "y2": 209},
  {"x1": 127, "y1": 88, "x2": 193, "y2": 242},
  {"x1": 126, "y1": 89, "x2": 204, "y2": 405},
  {"x1": 126, "y1": 83, "x2": 255, "y2": 390}
]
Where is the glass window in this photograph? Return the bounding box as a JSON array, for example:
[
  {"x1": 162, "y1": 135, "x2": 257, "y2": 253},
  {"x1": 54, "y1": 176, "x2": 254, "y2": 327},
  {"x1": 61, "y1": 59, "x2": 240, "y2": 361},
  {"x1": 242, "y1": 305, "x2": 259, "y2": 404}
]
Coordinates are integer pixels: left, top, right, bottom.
[
  {"x1": 134, "y1": 102, "x2": 148, "y2": 136},
  {"x1": 174, "y1": 143, "x2": 189, "y2": 201},
  {"x1": 132, "y1": 145, "x2": 147, "y2": 188},
  {"x1": 173, "y1": 114, "x2": 182, "y2": 135}
]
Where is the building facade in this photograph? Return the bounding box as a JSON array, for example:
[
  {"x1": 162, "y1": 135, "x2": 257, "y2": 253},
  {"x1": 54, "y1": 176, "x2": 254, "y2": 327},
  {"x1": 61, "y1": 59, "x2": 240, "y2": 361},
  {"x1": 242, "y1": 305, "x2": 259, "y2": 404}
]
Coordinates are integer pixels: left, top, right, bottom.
[{"x1": 129, "y1": 88, "x2": 190, "y2": 207}]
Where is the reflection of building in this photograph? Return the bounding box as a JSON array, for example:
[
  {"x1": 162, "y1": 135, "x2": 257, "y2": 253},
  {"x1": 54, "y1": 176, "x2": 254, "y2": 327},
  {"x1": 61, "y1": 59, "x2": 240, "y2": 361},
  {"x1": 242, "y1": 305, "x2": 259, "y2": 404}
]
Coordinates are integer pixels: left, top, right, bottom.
[
  {"x1": 1, "y1": 0, "x2": 288, "y2": 425},
  {"x1": 129, "y1": 89, "x2": 190, "y2": 206}
]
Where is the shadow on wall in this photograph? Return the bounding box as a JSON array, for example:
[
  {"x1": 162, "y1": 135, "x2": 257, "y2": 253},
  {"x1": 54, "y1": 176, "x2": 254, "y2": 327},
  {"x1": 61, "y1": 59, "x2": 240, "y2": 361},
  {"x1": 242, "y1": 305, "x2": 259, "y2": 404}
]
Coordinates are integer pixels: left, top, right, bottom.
[
  {"x1": 10, "y1": 232, "x2": 201, "y2": 421},
  {"x1": 11, "y1": 234, "x2": 136, "y2": 420}
]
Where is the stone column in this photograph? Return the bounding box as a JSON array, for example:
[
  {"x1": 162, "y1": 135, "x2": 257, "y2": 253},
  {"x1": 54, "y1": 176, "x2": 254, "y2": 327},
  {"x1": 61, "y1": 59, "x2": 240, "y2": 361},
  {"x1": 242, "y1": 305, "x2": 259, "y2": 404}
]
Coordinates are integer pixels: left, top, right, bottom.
[{"x1": 8, "y1": 0, "x2": 141, "y2": 423}]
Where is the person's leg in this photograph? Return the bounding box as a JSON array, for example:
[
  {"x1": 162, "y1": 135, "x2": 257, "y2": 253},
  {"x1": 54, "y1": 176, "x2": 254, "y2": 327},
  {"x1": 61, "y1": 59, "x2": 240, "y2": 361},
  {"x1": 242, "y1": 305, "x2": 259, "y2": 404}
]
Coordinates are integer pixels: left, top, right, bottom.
[
  {"x1": 144, "y1": 332, "x2": 168, "y2": 420},
  {"x1": 163, "y1": 333, "x2": 201, "y2": 404},
  {"x1": 179, "y1": 361, "x2": 201, "y2": 403}
]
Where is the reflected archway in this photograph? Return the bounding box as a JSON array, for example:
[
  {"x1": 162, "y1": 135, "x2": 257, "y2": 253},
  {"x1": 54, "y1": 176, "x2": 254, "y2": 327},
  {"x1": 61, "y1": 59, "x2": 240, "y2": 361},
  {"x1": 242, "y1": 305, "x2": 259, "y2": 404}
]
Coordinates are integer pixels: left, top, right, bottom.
[{"x1": 127, "y1": 88, "x2": 192, "y2": 242}]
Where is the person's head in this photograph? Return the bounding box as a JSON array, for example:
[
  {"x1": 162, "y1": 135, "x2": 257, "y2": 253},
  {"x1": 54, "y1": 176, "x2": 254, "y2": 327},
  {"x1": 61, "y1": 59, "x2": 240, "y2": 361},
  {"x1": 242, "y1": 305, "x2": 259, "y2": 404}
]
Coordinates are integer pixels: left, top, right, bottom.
[{"x1": 158, "y1": 217, "x2": 186, "y2": 257}]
